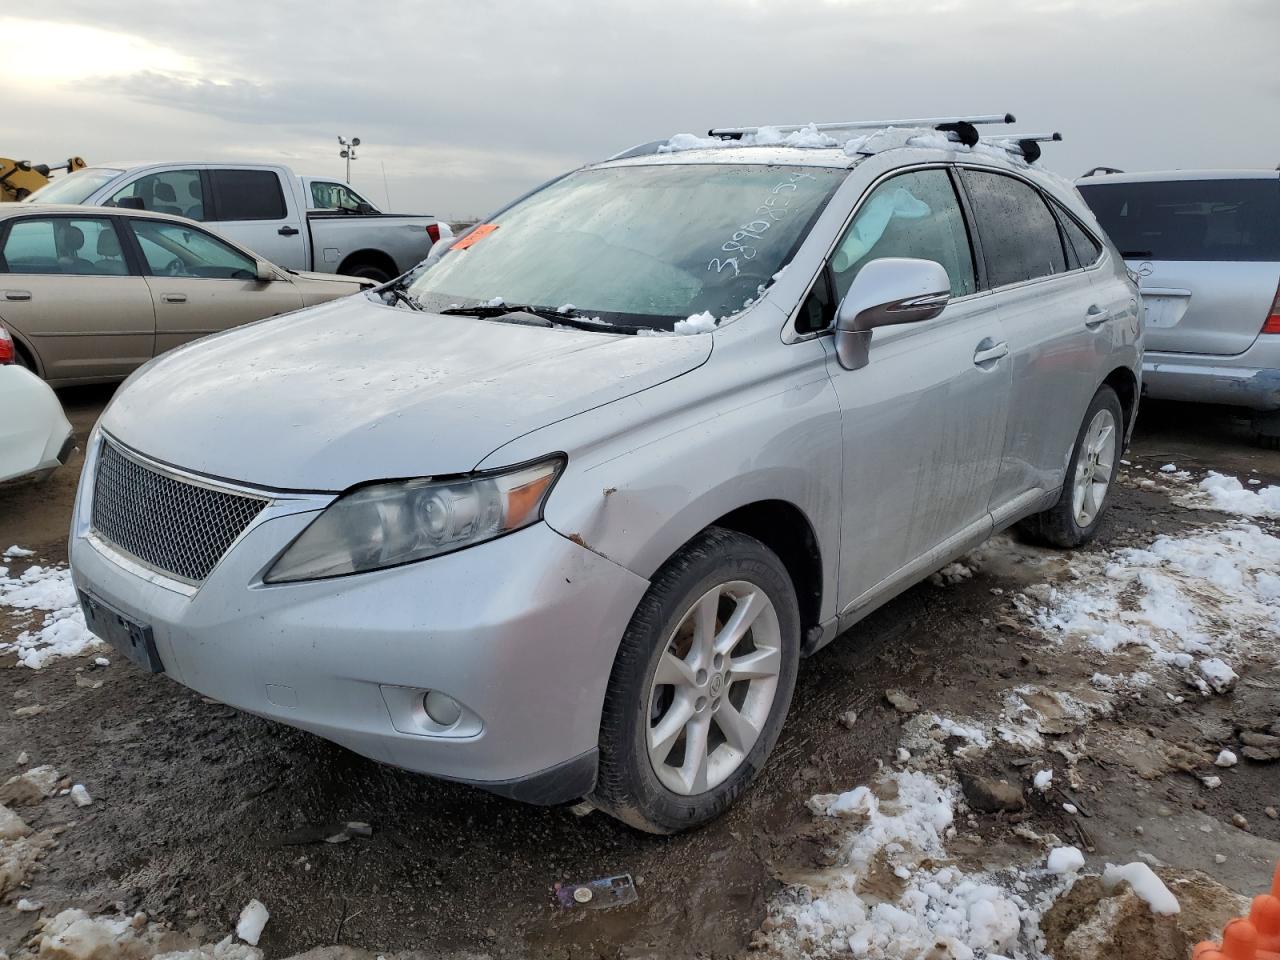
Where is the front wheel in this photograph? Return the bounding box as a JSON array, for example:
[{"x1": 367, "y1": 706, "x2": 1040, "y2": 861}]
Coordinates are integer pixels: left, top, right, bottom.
[
  {"x1": 345, "y1": 263, "x2": 392, "y2": 284},
  {"x1": 590, "y1": 527, "x2": 801, "y2": 834},
  {"x1": 1019, "y1": 385, "x2": 1124, "y2": 549}
]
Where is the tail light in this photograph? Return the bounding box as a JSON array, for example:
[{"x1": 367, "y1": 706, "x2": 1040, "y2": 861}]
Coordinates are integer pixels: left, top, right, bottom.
[
  {"x1": 1263, "y1": 283, "x2": 1280, "y2": 335},
  {"x1": 426, "y1": 223, "x2": 441, "y2": 243},
  {"x1": 0, "y1": 325, "x2": 14, "y2": 365}
]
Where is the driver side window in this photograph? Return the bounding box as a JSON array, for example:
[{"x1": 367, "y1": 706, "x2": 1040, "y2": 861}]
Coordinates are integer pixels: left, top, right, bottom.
[
  {"x1": 127, "y1": 219, "x2": 258, "y2": 280},
  {"x1": 797, "y1": 169, "x2": 976, "y2": 334}
]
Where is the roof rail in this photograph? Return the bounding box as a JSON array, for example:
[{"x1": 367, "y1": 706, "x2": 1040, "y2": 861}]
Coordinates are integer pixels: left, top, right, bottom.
[
  {"x1": 985, "y1": 132, "x2": 1062, "y2": 163},
  {"x1": 1080, "y1": 166, "x2": 1124, "y2": 177},
  {"x1": 709, "y1": 113, "x2": 1015, "y2": 147}
]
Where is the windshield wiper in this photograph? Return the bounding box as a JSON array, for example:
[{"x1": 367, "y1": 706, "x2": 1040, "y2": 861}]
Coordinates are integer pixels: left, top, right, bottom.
[
  {"x1": 439, "y1": 303, "x2": 644, "y2": 334},
  {"x1": 386, "y1": 288, "x2": 422, "y2": 311}
]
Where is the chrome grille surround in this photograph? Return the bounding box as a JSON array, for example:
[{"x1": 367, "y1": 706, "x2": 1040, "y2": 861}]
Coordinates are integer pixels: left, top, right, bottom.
[{"x1": 90, "y1": 438, "x2": 268, "y2": 584}]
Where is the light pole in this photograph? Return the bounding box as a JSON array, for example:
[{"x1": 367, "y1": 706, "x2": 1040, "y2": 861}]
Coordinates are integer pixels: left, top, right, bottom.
[{"x1": 338, "y1": 135, "x2": 361, "y2": 184}]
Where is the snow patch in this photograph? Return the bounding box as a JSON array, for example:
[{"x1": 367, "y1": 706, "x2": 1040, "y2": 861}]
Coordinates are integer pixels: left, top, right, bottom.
[
  {"x1": 0, "y1": 562, "x2": 102, "y2": 669},
  {"x1": 1191, "y1": 471, "x2": 1280, "y2": 518},
  {"x1": 1047, "y1": 847, "x2": 1085, "y2": 876},
  {"x1": 1101, "y1": 862, "x2": 1180, "y2": 915},
  {"x1": 672, "y1": 311, "x2": 719, "y2": 335},
  {"x1": 235, "y1": 899, "x2": 269, "y2": 945}
]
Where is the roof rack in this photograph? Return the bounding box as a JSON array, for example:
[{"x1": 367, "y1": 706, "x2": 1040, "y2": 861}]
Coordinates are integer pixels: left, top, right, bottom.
[
  {"x1": 985, "y1": 132, "x2": 1062, "y2": 163},
  {"x1": 709, "y1": 113, "x2": 1016, "y2": 147},
  {"x1": 1080, "y1": 166, "x2": 1125, "y2": 177}
]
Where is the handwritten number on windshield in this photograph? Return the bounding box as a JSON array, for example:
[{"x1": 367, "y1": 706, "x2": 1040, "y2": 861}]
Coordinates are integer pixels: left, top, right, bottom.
[{"x1": 707, "y1": 171, "x2": 816, "y2": 276}]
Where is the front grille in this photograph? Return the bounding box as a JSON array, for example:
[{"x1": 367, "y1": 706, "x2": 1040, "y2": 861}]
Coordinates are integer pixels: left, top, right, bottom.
[{"x1": 91, "y1": 439, "x2": 267, "y2": 583}]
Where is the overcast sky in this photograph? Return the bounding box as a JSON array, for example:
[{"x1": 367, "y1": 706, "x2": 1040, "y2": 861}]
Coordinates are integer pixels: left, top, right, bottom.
[{"x1": 4, "y1": 0, "x2": 1278, "y2": 220}]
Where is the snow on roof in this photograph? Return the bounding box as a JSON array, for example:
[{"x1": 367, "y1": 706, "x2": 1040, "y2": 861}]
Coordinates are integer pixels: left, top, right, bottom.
[{"x1": 598, "y1": 124, "x2": 1040, "y2": 172}]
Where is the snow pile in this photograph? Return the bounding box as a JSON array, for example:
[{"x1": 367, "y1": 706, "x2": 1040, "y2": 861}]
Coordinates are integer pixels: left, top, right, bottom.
[
  {"x1": 760, "y1": 771, "x2": 1063, "y2": 959},
  {"x1": 1047, "y1": 847, "x2": 1085, "y2": 876},
  {"x1": 1101, "y1": 863, "x2": 1180, "y2": 915},
  {"x1": 672, "y1": 311, "x2": 719, "y2": 335},
  {"x1": 659, "y1": 123, "x2": 840, "y2": 153},
  {"x1": 1034, "y1": 523, "x2": 1280, "y2": 692},
  {"x1": 30, "y1": 908, "x2": 263, "y2": 960},
  {"x1": 1192, "y1": 472, "x2": 1280, "y2": 518},
  {"x1": 0, "y1": 561, "x2": 101, "y2": 669},
  {"x1": 235, "y1": 899, "x2": 270, "y2": 946}
]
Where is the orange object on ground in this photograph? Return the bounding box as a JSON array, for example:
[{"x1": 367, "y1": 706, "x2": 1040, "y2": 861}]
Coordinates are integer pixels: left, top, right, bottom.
[{"x1": 1195, "y1": 864, "x2": 1280, "y2": 960}]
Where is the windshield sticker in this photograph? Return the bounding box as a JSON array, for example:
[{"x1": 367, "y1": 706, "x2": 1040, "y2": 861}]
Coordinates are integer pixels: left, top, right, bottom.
[
  {"x1": 707, "y1": 171, "x2": 817, "y2": 278},
  {"x1": 452, "y1": 223, "x2": 499, "y2": 251}
]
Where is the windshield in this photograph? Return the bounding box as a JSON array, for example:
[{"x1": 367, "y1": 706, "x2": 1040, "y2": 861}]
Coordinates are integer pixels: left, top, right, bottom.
[
  {"x1": 405, "y1": 163, "x2": 845, "y2": 328},
  {"x1": 25, "y1": 167, "x2": 123, "y2": 205}
]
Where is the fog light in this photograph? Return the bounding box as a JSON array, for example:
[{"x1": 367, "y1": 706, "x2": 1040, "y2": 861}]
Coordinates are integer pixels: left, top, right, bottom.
[{"x1": 423, "y1": 690, "x2": 462, "y2": 727}]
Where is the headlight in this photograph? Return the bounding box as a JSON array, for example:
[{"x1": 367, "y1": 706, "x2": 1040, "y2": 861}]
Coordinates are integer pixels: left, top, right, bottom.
[{"x1": 264, "y1": 456, "x2": 564, "y2": 583}]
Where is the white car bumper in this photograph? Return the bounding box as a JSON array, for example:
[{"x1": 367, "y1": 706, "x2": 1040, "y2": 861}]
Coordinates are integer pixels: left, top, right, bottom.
[{"x1": 0, "y1": 366, "x2": 74, "y2": 484}]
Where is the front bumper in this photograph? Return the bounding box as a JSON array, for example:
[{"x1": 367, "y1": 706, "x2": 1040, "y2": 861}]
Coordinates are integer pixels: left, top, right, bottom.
[
  {"x1": 1143, "y1": 338, "x2": 1280, "y2": 412},
  {"x1": 69, "y1": 461, "x2": 649, "y2": 804}
]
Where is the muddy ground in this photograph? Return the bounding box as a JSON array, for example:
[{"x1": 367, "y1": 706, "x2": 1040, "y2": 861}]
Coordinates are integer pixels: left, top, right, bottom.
[{"x1": 1, "y1": 389, "x2": 1278, "y2": 959}]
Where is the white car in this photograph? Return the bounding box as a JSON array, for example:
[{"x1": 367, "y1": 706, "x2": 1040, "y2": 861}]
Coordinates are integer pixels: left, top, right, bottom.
[{"x1": 0, "y1": 325, "x2": 74, "y2": 483}]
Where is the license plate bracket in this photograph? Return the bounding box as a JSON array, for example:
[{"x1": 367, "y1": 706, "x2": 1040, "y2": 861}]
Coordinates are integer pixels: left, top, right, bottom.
[{"x1": 79, "y1": 590, "x2": 164, "y2": 674}]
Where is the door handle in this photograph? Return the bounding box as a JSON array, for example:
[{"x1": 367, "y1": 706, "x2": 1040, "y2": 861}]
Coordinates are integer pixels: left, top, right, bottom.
[
  {"x1": 278, "y1": 226, "x2": 300, "y2": 236},
  {"x1": 973, "y1": 339, "x2": 1009, "y2": 366},
  {"x1": 161, "y1": 293, "x2": 188, "y2": 304},
  {"x1": 3, "y1": 290, "x2": 32, "y2": 301},
  {"x1": 1084, "y1": 305, "x2": 1112, "y2": 328}
]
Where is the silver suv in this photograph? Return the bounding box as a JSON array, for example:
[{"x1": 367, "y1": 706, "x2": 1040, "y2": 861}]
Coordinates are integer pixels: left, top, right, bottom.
[
  {"x1": 70, "y1": 119, "x2": 1141, "y2": 833},
  {"x1": 1078, "y1": 170, "x2": 1280, "y2": 445}
]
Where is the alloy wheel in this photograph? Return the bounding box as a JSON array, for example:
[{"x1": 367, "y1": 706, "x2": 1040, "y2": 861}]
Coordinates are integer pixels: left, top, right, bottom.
[
  {"x1": 1072, "y1": 407, "x2": 1117, "y2": 527},
  {"x1": 645, "y1": 580, "x2": 781, "y2": 795}
]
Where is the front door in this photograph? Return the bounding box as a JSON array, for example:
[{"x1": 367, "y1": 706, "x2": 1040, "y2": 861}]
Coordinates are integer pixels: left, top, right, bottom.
[
  {"x1": 123, "y1": 217, "x2": 304, "y2": 356},
  {"x1": 0, "y1": 214, "x2": 154, "y2": 382},
  {"x1": 813, "y1": 168, "x2": 1012, "y2": 613}
]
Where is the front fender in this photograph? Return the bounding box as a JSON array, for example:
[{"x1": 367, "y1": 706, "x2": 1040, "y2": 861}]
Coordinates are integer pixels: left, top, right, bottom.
[{"x1": 478, "y1": 331, "x2": 844, "y2": 623}]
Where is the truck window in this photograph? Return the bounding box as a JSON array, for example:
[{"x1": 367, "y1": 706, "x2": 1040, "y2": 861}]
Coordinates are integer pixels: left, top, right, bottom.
[
  {"x1": 208, "y1": 170, "x2": 288, "y2": 222},
  {"x1": 109, "y1": 170, "x2": 205, "y2": 221},
  {"x1": 310, "y1": 181, "x2": 370, "y2": 212}
]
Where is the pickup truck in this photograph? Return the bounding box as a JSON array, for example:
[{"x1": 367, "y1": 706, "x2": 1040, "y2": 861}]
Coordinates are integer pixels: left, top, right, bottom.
[{"x1": 24, "y1": 162, "x2": 447, "y2": 283}]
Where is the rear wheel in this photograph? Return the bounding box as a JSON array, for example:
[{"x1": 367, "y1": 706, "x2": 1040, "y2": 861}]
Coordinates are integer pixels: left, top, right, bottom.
[
  {"x1": 1251, "y1": 412, "x2": 1280, "y2": 450},
  {"x1": 590, "y1": 527, "x2": 800, "y2": 834},
  {"x1": 1019, "y1": 385, "x2": 1124, "y2": 549},
  {"x1": 344, "y1": 263, "x2": 393, "y2": 284}
]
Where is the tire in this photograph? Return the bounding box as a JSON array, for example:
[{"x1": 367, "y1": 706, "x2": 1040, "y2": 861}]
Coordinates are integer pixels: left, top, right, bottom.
[
  {"x1": 590, "y1": 527, "x2": 801, "y2": 834},
  {"x1": 1019, "y1": 385, "x2": 1124, "y2": 549},
  {"x1": 1250, "y1": 412, "x2": 1280, "y2": 450},
  {"x1": 345, "y1": 263, "x2": 392, "y2": 284}
]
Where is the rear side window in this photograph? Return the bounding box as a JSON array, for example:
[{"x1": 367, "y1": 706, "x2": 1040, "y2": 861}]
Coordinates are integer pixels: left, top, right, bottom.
[
  {"x1": 1054, "y1": 202, "x2": 1103, "y2": 267},
  {"x1": 208, "y1": 170, "x2": 287, "y2": 221},
  {"x1": 1078, "y1": 178, "x2": 1280, "y2": 262},
  {"x1": 0, "y1": 217, "x2": 127, "y2": 276},
  {"x1": 960, "y1": 169, "x2": 1067, "y2": 288}
]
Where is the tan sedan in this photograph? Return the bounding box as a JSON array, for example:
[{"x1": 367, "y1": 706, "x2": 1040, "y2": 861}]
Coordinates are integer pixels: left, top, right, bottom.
[{"x1": 0, "y1": 204, "x2": 374, "y2": 385}]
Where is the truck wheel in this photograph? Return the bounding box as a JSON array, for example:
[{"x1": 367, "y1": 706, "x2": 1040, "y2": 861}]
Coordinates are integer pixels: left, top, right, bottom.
[
  {"x1": 345, "y1": 264, "x2": 392, "y2": 284},
  {"x1": 590, "y1": 527, "x2": 800, "y2": 834},
  {"x1": 1019, "y1": 385, "x2": 1124, "y2": 549}
]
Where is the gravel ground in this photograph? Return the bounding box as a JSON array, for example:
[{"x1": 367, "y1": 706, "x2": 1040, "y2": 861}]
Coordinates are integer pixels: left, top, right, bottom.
[{"x1": 1, "y1": 390, "x2": 1278, "y2": 959}]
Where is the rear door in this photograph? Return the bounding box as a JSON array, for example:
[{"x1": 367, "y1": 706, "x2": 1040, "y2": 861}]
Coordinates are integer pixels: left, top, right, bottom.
[
  {"x1": 958, "y1": 168, "x2": 1114, "y2": 516},
  {"x1": 0, "y1": 214, "x2": 154, "y2": 382},
  {"x1": 1078, "y1": 176, "x2": 1280, "y2": 355},
  {"x1": 123, "y1": 217, "x2": 303, "y2": 355},
  {"x1": 204, "y1": 168, "x2": 307, "y2": 269}
]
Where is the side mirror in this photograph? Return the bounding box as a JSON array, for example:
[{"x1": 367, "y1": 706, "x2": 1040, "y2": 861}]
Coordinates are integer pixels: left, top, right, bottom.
[
  {"x1": 255, "y1": 259, "x2": 277, "y2": 282},
  {"x1": 355, "y1": 201, "x2": 376, "y2": 215},
  {"x1": 115, "y1": 197, "x2": 145, "y2": 210},
  {"x1": 833, "y1": 257, "x2": 951, "y2": 371}
]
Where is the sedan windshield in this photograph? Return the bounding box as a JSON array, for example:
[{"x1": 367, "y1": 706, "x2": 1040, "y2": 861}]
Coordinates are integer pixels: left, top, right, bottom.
[
  {"x1": 405, "y1": 163, "x2": 845, "y2": 329},
  {"x1": 25, "y1": 167, "x2": 123, "y2": 205}
]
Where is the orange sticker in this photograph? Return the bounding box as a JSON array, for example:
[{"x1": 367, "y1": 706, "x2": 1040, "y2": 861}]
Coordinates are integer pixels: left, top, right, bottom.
[{"x1": 452, "y1": 223, "x2": 499, "y2": 250}]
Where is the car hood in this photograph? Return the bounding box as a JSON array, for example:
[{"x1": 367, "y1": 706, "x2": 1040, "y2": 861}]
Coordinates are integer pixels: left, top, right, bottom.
[{"x1": 101, "y1": 297, "x2": 711, "y2": 491}]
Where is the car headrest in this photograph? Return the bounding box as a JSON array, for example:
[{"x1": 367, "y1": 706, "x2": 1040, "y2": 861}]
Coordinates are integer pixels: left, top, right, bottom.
[
  {"x1": 154, "y1": 182, "x2": 177, "y2": 202},
  {"x1": 188, "y1": 181, "x2": 201, "y2": 198},
  {"x1": 56, "y1": 224, "x2": 85, "y2": 253},
  {"x1": 97, "y1": 230, "x2": 122, "y2": 257}
]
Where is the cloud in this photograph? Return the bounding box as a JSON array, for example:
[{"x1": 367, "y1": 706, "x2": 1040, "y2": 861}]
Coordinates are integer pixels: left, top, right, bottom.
[{"x1": 7, "y1": 0, "x2": 1280, "y2": 218}]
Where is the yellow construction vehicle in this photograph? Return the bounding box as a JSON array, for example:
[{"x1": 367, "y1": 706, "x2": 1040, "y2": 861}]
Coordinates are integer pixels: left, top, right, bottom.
[{"x1": 0, "y1": 157, "x2": 87, "y2": 202}]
